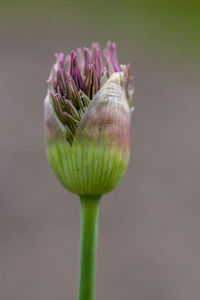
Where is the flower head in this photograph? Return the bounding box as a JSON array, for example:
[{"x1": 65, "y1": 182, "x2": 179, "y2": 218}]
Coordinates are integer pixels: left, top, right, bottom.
[{"x1": 44, "y1": 42, "x2": 134, "y2": 196}]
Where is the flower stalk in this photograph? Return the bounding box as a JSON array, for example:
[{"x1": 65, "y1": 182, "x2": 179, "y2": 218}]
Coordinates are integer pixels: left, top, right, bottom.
[{"x1": 78, "y1": 195, "x2": 101, "y2": 300}]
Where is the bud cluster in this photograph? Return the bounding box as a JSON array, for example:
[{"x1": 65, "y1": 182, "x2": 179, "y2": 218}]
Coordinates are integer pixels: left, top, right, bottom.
[{"x1": 48, "y1": 42, "x2": 133, "y2": 144}]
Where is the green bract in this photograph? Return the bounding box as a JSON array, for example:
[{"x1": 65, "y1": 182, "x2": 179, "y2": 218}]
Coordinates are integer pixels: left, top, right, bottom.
[{"x1": 45, "y1": 73, "x2": 131, "y2": 196}]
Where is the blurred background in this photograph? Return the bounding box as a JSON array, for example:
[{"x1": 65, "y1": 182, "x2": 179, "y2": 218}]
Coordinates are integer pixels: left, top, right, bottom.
[{"x1": 1, "y1": 0, "x2": 200, "y2": 299}]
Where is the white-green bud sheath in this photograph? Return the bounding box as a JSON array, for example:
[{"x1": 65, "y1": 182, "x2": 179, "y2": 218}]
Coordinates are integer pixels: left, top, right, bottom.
[
  {"x1": 44, "y1": 42, "x2": 134, "y2": 300},
  {"x1": 45, "y1": 72, "x2": 132, "y2": 196}
]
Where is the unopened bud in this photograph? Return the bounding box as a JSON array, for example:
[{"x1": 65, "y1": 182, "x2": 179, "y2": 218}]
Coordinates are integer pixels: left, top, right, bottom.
[{"x1": 44, "y1": 42, "x2": 134, "y2": 196}]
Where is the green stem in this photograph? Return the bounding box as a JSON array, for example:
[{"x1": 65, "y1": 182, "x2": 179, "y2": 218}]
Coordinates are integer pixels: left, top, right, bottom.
[{"x1": 78, "y1": 195, "x2": 101, "y2": 300}]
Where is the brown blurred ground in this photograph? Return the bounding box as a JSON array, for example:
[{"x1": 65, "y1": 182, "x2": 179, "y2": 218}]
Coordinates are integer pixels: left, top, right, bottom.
[{"x1": 0, "y1": 1, "x2": 200, "y2": 299}]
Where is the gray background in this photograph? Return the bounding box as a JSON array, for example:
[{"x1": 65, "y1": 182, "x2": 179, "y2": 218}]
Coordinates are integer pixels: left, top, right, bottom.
[{"x1": 1, "y1": 1, "x2": 200, "y2": 299}]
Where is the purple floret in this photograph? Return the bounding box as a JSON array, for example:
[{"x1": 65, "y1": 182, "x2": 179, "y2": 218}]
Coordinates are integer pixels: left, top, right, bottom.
[{"x1": 47, "y1": 42, "x2": 133, "y2": 144}]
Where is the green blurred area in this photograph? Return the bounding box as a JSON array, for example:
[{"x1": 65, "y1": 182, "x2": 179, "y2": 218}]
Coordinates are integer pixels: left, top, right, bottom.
[{"x1": 1, "y1": 0, "x2": 200, "y2": 64}]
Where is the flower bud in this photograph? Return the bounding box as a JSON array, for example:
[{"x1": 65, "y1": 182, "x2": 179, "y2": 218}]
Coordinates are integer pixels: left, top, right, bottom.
[{"x1": 44, "y1": 42, "x2": 134, "y2": 196}]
